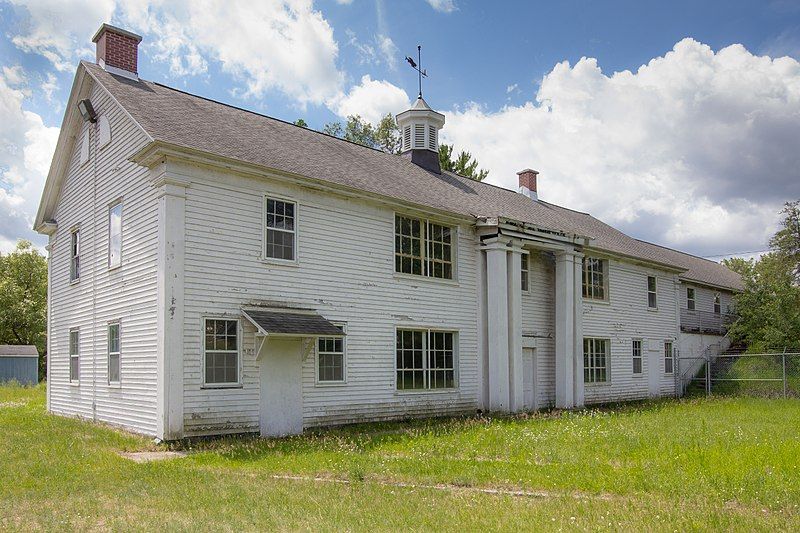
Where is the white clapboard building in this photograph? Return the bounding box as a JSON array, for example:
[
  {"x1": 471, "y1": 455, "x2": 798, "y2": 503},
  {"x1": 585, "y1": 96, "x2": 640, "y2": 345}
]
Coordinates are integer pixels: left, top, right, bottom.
[{"x1": 35, "y1": 25, "x2": 743, "y2": 439}]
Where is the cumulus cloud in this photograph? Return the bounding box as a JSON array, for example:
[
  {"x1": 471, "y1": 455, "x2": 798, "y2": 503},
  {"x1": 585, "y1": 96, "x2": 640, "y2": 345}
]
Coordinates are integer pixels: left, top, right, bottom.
[
  {"x1": 346, "y1": 30, "x2": 399, "y2": 70},
  {"x1": 443, "y1": 39, "x2": 800, "y2": 256},
  {"x1": 332, "y1": 75, "x2": 410, "y2": 124},
  {"x1": 426, "y1": 0, "x2": 457, "y2": 13}
]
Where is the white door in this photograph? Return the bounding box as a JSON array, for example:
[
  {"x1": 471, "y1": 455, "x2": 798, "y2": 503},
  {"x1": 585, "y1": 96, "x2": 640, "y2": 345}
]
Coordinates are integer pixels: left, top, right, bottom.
[
  {"x1": 522, "y1": 348, "x2": 537, "y2": 410},
  {"x1": 647, "y1": 344, "x2": 661, "y2": 398},
  {"x1": 260, "y1": 338, "x2": 304, "y2": 437}
]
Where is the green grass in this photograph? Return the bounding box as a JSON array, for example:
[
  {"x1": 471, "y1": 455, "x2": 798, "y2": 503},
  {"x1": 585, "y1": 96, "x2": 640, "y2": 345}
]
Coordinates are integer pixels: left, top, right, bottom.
[{"x1": 2, "y1": 384, "x2": 799, "y2": 531}]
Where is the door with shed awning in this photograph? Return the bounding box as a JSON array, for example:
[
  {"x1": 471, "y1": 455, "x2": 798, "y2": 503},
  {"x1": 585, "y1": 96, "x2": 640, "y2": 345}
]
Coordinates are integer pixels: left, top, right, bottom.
[{"x1": 242, "y1": 308, "x2": 344, "y2": 437}]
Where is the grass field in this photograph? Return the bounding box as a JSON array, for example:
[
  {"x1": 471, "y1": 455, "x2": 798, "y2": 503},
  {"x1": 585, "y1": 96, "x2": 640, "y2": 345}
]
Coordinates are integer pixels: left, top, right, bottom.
[{"x1": 2, "y1": 384, "x2": 799, "y2": 531}]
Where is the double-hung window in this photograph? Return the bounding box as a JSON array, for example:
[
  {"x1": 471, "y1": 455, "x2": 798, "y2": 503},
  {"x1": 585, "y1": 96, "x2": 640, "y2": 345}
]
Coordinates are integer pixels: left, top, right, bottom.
[
  {"x1": 394, "y1": 215, "x2": 454, "y2": 280},
  {"x1": 317, "y1": 325, "x2": 346, "y2": 383},
  {"x1": 70, "y1": 230, "x2": 80, "y2": 282},
  {"x1": 583, "y1": 338, "x2": 609, "y2": 383},
  {"x1": 664, "y1": 341, "x2": 674, "y2": 375},
  {"x1": 713, "y1": 294, "x2": 721, "y2": 314},
  {"x1": 204, "y1": 318, "x2": 239, "y2": 386},
  {"x1": 108, "y1": 322, "x2": 120, "y2": 383},
  {"x1": 647, "y1": 276, "x2": 657, "y2": 308},
  {"x1": 69, "y1": 329, "x2": 79, "y2": 383},
  {"x1": 687, "y1": 288, "x2": 696, "y2": 310},
  {"x1": 632, "y1": 339, "x2": 643, "y2": 375},
  {"x1": 582, "y1": 257, "x2": 607, "y2": 300},
  {"x1": 108, "y1": 202, "x2": 122, "y2": 269},
  {"x1": 521, "y1": 253, "x2": 530, "y2": 292},
  {"x1": 264, "y1": 197, "x2": 296, "y2": 261},
  {"x1": 396, "y1": 329, "x2": 456, "y2": 390}
]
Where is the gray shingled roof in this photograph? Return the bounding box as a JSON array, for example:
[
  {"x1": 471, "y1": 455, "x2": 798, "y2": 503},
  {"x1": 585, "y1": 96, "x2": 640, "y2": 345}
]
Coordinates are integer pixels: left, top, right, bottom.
[
  {"x1": 242, "y1": 310, "x2": 344, "y2": 337},
  {"x1": 84, "y1": 62, "x2": 742, "y2": 292},
  {"x1": 0, "y1": 345, "x2": 39, "y2": 357}
]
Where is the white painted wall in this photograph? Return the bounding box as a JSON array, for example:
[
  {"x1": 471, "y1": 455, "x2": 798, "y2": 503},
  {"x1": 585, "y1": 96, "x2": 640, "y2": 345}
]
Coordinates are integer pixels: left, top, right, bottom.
[
  {"x1": 48, "y1": 79, "x2": 159, "y2": 435},
  {"x1": 521, "y1": 251, "x2": 556, "y2": 407}
]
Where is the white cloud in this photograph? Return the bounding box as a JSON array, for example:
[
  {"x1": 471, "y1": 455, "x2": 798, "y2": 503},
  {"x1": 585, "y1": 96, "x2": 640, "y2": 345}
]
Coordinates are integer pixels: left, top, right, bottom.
[
  {"x1": 506, "y1": 83, "x2": 518, "y2": 94},
  {"x1": 442, "y1": 39, "x2": 800, "y2": 256},
  {"x1": 426, "y1": 0, "x2": 457, "y2": 13},
  {"x1": 346, "y1": 30, "x2": 399, "y2": 70},
  {"x1": 332, "y1": 75, "x2": 410, "y2": 124},
  {"x1": 334, "y1": 0, "x2": 353, "y2": 4}
]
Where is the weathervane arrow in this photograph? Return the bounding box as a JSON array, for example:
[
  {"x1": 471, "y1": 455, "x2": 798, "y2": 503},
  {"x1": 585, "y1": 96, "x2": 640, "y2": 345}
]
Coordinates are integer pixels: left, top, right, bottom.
[{"x1": 405, "y1": 45, "x2": 427, "y2": 98}]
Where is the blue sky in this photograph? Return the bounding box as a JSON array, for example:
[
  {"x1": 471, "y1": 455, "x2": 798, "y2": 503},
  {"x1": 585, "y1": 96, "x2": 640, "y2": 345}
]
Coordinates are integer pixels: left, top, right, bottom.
[{"x1": 1, "y1": 0, "x2": 799, "y2": 257}]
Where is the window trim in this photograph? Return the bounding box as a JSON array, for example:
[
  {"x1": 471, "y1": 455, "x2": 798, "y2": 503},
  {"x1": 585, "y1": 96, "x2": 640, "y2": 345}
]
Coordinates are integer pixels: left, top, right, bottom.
[
  {"x1": 315, "y1": 322, "x2": 347, "y2": 386},
  {"x1": 70, "y1": 229, "x2": 81, "y2": 283},
  {"x1": 632, "y1": 338, "x2": 643, "y2": 376},
  {"x1": 583, "y1": 337, "x2": 610, "y2": 385},
  {"x1": 69, "y1": 328, "x2": 80, "y2": 385},
  {"x1": 394, "y1": 326, "x2": 459, "y2": 393},
  {"x1": 686, "y1": 287, "x2": 696, "y2": 311},
  {"x1": 202, "y1": 316, "x2": 242, "y2": 388},
  {"x1": 582, "y1": 256, "x2": 609, "y2": 301},
  {"x1": 393, "y1": 212, "x2": 457, "y2": 282},
  {"x1": 107, "y1": 320, "x2": 121, "y2": 385},
  {"x1": 108, "y1": 201, "x2": 123, "y2": 270},
  {"x1": 647, "y1": 275, "x2": 657, "y2": 309},
  {"x1": 262, "y1": 195, "x2": 299, "y2": 265},
  {"x1": 664, "y1": 341, "x2": 675, "y2": 375},
  {"x1": 521, "y1": 252, "x2": 530, "y2": 293}
]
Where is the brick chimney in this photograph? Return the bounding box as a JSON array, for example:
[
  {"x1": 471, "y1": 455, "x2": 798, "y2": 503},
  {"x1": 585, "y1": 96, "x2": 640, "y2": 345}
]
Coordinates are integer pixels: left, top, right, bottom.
[
  {"x1": 92, "y1": 24, "x2": 142, "y2": 79},
  {"x1": 517, "y1": 169, "x2": 539, "y2": 201}
]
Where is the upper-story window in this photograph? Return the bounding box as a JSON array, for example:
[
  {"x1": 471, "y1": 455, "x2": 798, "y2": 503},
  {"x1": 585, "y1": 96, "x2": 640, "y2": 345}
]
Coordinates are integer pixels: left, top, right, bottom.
[
  {"x1": 713, "y1": 293, "x2": 721, "y2": 314},
  {"x1": 264, "y1": 197, "x2": 296, "y2": 261},
  {"x1": 582, "y1": 257, "x2": 607, "y2": 300},
  {"x1": 521, "y1": 253, "x2": 530, "y2": 292},
  {"x1": 394, "y1": 214, "x2": 454, "y2": 280},
  {"x1": 70, "y1": 230, "x2": 80, "y2": 282},
  {"x1": 108, "y1": 202, "x2": 122, "y2": 269},
  {"x1": 687, "y1": 287, "x2": 696, "y2": 310},
  {"x1": 647, "y1": 276, "x2": 657, "y2": 308}
]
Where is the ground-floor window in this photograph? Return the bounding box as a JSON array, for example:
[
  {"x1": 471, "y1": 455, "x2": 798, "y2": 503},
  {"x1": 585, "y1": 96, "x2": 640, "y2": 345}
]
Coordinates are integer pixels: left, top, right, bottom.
[
  {"x1": 664, "y1": 341, "x2": 674, "y2": 375},
  {"x1": 69, "y1": 329, "x2": 79, "y2": 383},
  {"x1": 632, "y1": 339, "x2": 642, "y2": 375},
  {"x1": 204, "y1": 318, "x2": 239, "y2": 385},
  {"x1": 108, "y1": 322, "x2": 120, "y2": 383},
  {"x1": 396, "y1": 329, "x2": 456, "y2": 390},
  {"x1": 317, "y1": 325, "x2": 346, "y2": 383},
  {"x1": 584, "y1": 337, "x2": 609, "y2": 383}
]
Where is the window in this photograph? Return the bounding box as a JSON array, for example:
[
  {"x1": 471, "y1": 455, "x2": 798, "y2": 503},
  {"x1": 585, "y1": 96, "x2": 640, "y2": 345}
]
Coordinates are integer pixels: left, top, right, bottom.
[
  {"x1": 647, "y1": 276, "x2": 657, "y2": 308},
  {"x1": 108, "y1": 323, "x2": 120, "y2": 383},
  {"x1": 396, "y1": 329, "x2": 456, "y2": 390},
  {"x1": 714, "y1": 294, "x2": 721, "y2": 314},
  {"x1": 632, "y1": 339, "x2": 643, "y2": 375},
  {"x1": 264, "y1": 198, "x2": 296, "y2": 261},
  {"x1": 204, "y1": 319, "x2": 239, "y2": 385},
  {"x1": 583, "y1": 338, "x2": 609, "y2": 383},
  {"x1": 687, "y1": 287, "x2": 696, "y2": 310},
  {"x1": 108, "y1": 202, "x2": 122, "y2": 269},
  {"x1": 69, "y1": 329, "x2": 79, "y2": 383},
  {"x1": 664, "y1": 341, "x2": 674, "y2": 374},
  {"x1": 394, "y1": 215, "x2": 454, "y2": 280},
  {"x1": 70, "y1": 230, "x2": 80, "y2": 282},
  {"x1": 317, "y1": 325, "x2": 346, "y2": 383},
  {"x1": 521, "y1": 253, "x2": 530, "y2": 292},
  {"x1": 582, "y1": 257, "x2": 607, "y2": 300}
]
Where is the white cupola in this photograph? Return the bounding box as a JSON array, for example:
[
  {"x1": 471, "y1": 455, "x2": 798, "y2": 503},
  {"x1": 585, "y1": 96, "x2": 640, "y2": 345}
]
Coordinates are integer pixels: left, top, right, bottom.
[{"x1": 396, "y1": 96, "x2": 445, "y2": 173}]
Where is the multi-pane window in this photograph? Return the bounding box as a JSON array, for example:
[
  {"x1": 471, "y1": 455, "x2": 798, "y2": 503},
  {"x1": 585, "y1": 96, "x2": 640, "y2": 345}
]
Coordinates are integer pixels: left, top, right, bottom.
[
  {"x1": 521, "y1": 253, "x2": 530, "y2": 292},
  {"x1": 265, "y1": 198, "x2": 296, "y2": 261},
  {"x1": 687, "y1": 288, "x2": 696, "y2": 310},
  {"x1": 70, "y1": 230, "x2": 80, "y2": 282},
  {"x1": 69, "y1": 329, "x2": 79, "y2": 383},
  {"x1": 583, "y1": 338, "x2": 609, "y2": 383},
  {"x1": 647, "y1": 276, "x2": 657, "y2": 308},
  {"x1": 204, "y1": 319, "x2": 239, "y2": 385},
  {"x1": 394, "y1": 215, "x2": 454, "y2": 280},
  {"x1": 664, "y1": 341, "x2": 674, "y2": 375},
  {"x1": 582, "y1": 257, "x2": 607, "y2": 300},
  {"x1": 318, "y1": 326, "x2": 345, "y2": 383},
  {"x1": 632, "y1": 339, "x2": 643, "y2": 375},
  {"x1": 108, "y1": 323, "x2": 120, "y2": 383},
  {"x1": 713, "y1": 294, "x2": 721, "y2": 314},
  {"x1": 396, "y1": 329, "x2": 455, "y2": 390},
  {"x1": 109, "y1": 202, "x2": 122, "y2": 269}
]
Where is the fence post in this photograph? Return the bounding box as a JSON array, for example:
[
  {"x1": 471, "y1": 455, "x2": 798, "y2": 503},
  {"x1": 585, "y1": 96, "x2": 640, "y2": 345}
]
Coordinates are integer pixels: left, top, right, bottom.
[
  {"x1": 706, "y1": 354, "x2": 711, "y2": 397},
  {"x1": 783, "y1": 352, "x2": 788, "y2": 399}
]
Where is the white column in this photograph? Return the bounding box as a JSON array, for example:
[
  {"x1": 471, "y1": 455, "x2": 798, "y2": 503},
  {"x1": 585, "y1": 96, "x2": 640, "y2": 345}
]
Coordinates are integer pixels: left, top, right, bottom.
[
  {"x1": 555, "y1": 250, "x2": 576, "y2": 408},
  {"x1": 507, "y1": 244, "x2": 524, "y2": 412},
  {"x1": 571, "y1": 251, "x2": 585, "y2": 407},
  {"x1": 155, "y1": 169, "x2": 188, "y2": 440},
  {"x1": 484, "y1": 239, "x2": 510, "y2": 412}
]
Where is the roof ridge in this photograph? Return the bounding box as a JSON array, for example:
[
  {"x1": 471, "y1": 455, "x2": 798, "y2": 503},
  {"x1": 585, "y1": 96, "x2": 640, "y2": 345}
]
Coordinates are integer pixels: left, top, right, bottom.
[{"x1": 634, "y1": 238, "x2": 726, "y2": 266}]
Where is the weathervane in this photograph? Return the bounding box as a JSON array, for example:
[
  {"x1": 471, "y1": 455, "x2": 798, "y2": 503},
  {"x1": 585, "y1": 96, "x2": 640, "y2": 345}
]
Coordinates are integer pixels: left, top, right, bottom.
[{"x1": 405, "y1": 45, "x2": 427, "y2": 98}]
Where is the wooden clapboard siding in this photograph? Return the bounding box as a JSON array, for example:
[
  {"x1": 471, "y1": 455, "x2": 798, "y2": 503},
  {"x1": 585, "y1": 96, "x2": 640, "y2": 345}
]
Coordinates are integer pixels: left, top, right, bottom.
[
  {"x1": 521, "y1": 251, "x2": 556, "y2": 407},
  {"x1": 47, "y1": 79, "x2": 159, "y2": 435},
  {"x1": 175, "y1": 162, "x2": 481, "y2": 435}
]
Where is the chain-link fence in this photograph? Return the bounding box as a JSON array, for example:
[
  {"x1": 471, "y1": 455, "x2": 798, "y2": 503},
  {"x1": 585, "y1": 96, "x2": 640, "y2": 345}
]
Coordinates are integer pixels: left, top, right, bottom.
[{"x1": 677, "y1": 350, "x2": 800, "y2": 398}]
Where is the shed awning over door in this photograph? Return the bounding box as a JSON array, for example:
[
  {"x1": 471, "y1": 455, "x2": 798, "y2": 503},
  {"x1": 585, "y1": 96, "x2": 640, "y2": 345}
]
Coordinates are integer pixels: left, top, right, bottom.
[{"x1": 242, "y1": 309, "x2": 345, "y2": 338}]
